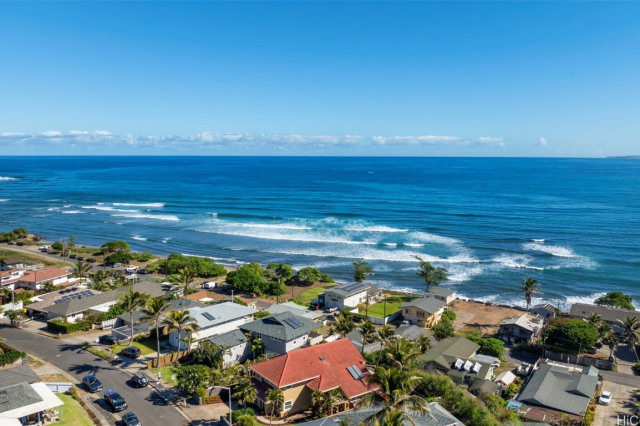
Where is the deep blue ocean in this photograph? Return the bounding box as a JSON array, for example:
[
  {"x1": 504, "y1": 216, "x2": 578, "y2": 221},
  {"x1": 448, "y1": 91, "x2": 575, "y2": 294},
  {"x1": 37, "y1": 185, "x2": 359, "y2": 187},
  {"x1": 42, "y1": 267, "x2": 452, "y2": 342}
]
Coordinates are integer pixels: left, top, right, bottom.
[{"x1": 1, "y1": 157, "x2": 638, "y2": 309}]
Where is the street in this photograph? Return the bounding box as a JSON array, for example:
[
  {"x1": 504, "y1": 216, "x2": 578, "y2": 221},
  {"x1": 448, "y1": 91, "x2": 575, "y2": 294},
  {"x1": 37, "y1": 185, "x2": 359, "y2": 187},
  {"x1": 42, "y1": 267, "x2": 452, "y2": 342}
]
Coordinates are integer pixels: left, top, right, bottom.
[{"x1": 0, "y1": 325, "x2": 189, "y2": 426}]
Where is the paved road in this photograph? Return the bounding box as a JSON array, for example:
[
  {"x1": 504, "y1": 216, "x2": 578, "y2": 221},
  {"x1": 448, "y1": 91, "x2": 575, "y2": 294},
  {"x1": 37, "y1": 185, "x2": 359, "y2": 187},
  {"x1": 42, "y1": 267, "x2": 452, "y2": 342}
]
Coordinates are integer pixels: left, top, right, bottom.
[
  {"x1": 0, "y1": 325, "x2": 188, "y2": 426},
  {"x1": 601, "y1": 370, "x2": 640, "y2": 387}
]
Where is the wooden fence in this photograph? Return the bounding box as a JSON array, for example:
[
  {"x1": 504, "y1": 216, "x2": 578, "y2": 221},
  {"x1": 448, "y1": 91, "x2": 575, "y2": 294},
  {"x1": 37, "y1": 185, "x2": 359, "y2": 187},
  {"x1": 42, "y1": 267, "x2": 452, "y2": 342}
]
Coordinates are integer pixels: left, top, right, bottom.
[{"x1": 147, "y1": 349, "x2": 192, "y2": 369}]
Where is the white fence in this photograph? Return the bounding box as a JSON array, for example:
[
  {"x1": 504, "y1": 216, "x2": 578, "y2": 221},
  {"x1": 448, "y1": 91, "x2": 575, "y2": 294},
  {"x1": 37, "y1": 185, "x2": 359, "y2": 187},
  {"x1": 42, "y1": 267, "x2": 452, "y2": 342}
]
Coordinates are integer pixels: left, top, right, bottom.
[{"x1": 0, "y1": 301, "x2": 23, "y2": 318}]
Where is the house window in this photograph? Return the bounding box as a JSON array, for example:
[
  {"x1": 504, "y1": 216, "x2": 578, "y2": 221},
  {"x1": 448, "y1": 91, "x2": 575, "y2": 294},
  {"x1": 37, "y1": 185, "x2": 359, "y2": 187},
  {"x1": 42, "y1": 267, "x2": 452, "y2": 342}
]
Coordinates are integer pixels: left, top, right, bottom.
[
  {"x1": 417, "y1": 311, "x2": 425, "y2": 318},
  {"x1": 405, "y1": 309, "x2": 410, "y2": 314},
  {"x1": 284, "y1": 401, "x2": 292, "y2": 410}
]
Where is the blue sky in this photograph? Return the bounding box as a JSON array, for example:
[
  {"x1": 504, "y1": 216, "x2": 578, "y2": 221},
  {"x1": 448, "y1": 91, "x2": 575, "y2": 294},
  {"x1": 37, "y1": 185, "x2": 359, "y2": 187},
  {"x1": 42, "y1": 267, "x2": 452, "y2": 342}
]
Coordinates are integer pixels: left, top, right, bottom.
[{"x1": 1, "y1": 2, "x2": 639, "y2": 156}]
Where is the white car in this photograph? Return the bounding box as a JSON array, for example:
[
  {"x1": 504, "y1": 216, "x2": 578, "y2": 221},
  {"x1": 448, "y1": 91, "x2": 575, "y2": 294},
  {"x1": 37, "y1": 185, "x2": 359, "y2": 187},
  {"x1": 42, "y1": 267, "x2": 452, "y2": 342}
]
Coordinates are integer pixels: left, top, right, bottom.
[{"x1": 599, "y1": 391, "x2": 612, "y2": 405}]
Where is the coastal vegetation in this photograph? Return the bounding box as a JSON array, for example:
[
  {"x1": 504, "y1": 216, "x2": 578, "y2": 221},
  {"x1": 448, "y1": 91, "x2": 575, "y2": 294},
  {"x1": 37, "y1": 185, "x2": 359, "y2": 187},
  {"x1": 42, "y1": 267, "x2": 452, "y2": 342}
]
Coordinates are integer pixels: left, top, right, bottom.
[
  {"x1": 148, "y1": 253, "x2": 225, "y2": 277},
  {"x1": 543, "y1": 317, "x2": 599, "y2": 354},
  {"x1": 353, "y1": 260, "x2": 372, "y2": 283},
  {"x1": 0, "y1": 227, "x2": 29, "y2": 243},
  {"x1": 595, "y1": 291, "x2": 636, "y2": 310},
  {"x1": 293, "y1": 284, "x2": 335, "y2": 306},
  {"x1": 415, "y1": 256, "x2": 447, "y2": 291}
]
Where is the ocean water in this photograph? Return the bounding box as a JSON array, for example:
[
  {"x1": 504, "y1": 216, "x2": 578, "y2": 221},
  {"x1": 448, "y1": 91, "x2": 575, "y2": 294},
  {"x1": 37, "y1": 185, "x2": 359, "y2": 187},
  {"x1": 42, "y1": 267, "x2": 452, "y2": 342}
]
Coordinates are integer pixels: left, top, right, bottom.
[{"x1": 1, "y1": 156, "x2": 638, "y2": 310}]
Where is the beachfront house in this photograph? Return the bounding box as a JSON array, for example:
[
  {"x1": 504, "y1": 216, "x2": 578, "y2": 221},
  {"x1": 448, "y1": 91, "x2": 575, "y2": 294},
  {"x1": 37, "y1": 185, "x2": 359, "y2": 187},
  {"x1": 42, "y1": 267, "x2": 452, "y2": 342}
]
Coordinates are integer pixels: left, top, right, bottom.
[
  {"x1": 418, "y1": 336, "x2": 495, "y2": 386},
  {"x1": 498, "y1": 314, "x2": 543, "y2": 344},
  {"x1": 16, "y1": 267, "x2": 73, "y2": 291},
  {"x1": 531, "y1": 303, "x2": 557, "y2": 321},
  {"x1": 569, "y1": 303, "x2": 640, "y2": 333},
  {"x1": 207, "y1": 329, "x2": 251, "y2": 367},
  {"x1": 0, "y1": 270, "x2": 25, "y2": 290},
  {"x1": 240, "y1": 312, "x2": 322, "y2": 355},
  {"x1": 248, "y1": 339, "x2": 378, "y2": 418},
  {"x1": 0, "y1": 257, "x2": 25, "y2": 269},
  {"x1": 424, "y1": 286, "x2": 458, "y2": 305},
  {"x1": 169, "y1": 302, "x2": 255, "y2": 350},
  {"x1": 320, "y1": 282, "x2": 381, "y2": 310},
  {"x1": 400, "y1": 297, "x2": 446, "y2": 328},
  {"x1": 517, "y1": 360, "x2": 599, "y2": 420}
]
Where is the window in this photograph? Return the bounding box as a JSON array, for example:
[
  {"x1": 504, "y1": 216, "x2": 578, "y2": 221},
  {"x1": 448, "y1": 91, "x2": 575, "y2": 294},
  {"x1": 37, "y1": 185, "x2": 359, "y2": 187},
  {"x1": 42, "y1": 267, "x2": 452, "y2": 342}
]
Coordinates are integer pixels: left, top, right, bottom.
[
  {"x1": 284, "y1": 401, "x2": 292, "y2": 410},
  {"x1": 417, "y1": 311, "x2": 425, "y2": 318},
  {"x1": 405, "y1": 309, "x2": 410, "y2": 314}
]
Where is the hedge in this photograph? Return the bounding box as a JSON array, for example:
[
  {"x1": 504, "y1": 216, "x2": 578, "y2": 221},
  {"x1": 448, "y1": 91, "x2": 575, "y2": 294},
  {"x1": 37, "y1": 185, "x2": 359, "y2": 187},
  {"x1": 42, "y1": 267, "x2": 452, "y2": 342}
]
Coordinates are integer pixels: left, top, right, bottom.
[
  {"x1": 47, "y1": 319, "x2": 92, "y2": 334},
  {"x1": 0, "y1": 350, "x2": 26, "y2": 366}
]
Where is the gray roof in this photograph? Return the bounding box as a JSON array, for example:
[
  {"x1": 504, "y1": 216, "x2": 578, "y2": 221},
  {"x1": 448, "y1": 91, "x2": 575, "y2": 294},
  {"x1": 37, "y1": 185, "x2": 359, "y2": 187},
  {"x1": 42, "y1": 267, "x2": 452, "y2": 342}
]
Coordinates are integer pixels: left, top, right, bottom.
[
  {"x1": 241, "y1": 312, "x2": 319, "y2": 341},
  {"x1": 425, "y1": 287, "x2": 457, "y2": 298},
  {"x1": 419, "y1": 337, "x2": 479, "y2": 368},
  {"x1": 518, "y1": 363, "x2": 598, "y2": 415},
  {"x1": 499, "y1": 314, "x2": 543, "y2": 333},
  {"x1": 569, "y1": 303, "x2": 640, "y2": 324},
  {"x1": 395, "y1": 324, "x2": 428, "y2": 340},
  {"x1": 189, "y1": 302, "x2": 255, "y2": 329},
  {"x1": 45, "y1": 281, "x2": 168, "y2": 317},
  {"x1": 268, "y1": 301, "x2": 324, "y2": 320},
  {"x1": 0, "y1": 365, "x2": 40, "y2": 387},
  {"x1": 326, "y1": 282, "x2": 370, "y2": 298},
  {"x1": 532, "y1": 303, "x2": 556, "y2": 312},
  {"x1": 207, "y1": 329, "x2": 248, "y2": 348},
  {"x1": 401, "y1": 297, "x2": 446, "y2": 314},
  {"x1": 346, "y1": 330, "x2": 381, "y2": 354},
  {"x1": 0, "y1": 382, "x2": 43, "y2": 414},
  {"x1": 469, "y1": 379, "x2": 499, "y2": 395},
  {"x1": 118, "y1": 297, "x2": 205, "y2": 325}
]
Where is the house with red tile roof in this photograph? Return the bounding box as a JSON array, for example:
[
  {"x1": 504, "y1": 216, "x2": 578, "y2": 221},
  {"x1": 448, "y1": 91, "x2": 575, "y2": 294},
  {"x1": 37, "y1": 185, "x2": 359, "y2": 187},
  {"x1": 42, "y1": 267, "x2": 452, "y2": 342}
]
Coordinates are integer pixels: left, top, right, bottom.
[
  {"x1": 248, "y1": 339, "x2": 378, "y2": 418},
  {"x1": 16, "y1": 268, "x2": 72, "y2": 291}
]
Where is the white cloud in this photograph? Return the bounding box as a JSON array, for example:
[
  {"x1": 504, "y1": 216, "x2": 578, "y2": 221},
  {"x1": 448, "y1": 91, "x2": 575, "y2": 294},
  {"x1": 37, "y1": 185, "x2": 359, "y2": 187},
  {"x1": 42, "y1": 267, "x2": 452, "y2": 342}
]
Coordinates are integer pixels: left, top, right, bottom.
[
  {"x1": 478, "y1": 136, "x2": 503, "y2": 143},
  {"x1": 538, "y1": 137, "x2": 548, "y2": 146},
  {"x1": 39, "y1": 130, "x2": 63, "y2": 137},
  {"x1": 372, "y1": 135, "x2": 460, "y2": 145}
]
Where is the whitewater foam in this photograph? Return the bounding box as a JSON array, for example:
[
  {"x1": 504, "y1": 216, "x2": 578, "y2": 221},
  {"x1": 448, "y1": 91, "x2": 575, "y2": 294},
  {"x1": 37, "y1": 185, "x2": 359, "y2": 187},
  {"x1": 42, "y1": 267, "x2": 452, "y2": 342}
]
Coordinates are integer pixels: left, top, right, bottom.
[
  {"x1": 343, "y1": 225, "x2": 408, "y2": 233},
  {"x1": 403, "y1": 243, "x2": 424, "y2": 248},
  {"x1": 491, "y1": 253, "x2": 543, "y2": 270},
  {"x1": 522, "y1": 242, "x2": 576, "y2": 258},
  {"x1": 408, "y1": 231, "x2": 461, "y2": 246},
  {"x1": 112, "y1": 213, "x2": 179, "y2": 222},
  {"x1": 61, "y1": 210, "x2": 84, "y2": 214},
  {"x1": 0, "y1": 176, "x2": 17, "y2": 181},
  {"x1": 81, "y1": 205, "x2": 138, "y2": 213},
  {"x1": 240, "y1": 223, "x2": 312, "y2": 230},
  {"x1": 383, "y1": 243, "x2": 397, "y2": 247},
  {"x1": 113, "y1": 202, "x2": 165, "y2": 208},
  {"x1": 0, "y1": 199, "x2": 8, "y2": 202},
  {"x1": 132, "y1": 235, "x2": 147, "y2": 241}
]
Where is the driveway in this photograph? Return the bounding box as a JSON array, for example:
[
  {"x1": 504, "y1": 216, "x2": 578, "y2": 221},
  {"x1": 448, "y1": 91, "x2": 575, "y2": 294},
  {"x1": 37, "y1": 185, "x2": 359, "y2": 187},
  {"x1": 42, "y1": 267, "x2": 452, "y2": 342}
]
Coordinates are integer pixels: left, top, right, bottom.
[
  {"x1": 594, "y1": 382, "x2": 639, "y2": 426},
  {"x1": 0, "y1": 324, "x2": 189, "y2": 426}
]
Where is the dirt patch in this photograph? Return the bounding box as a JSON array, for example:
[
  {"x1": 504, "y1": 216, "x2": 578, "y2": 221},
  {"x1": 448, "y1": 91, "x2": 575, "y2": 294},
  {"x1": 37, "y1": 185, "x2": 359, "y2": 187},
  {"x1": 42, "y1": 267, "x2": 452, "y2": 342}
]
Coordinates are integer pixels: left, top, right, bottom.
[
  {"x1": 39, "y1": 373, "x2": 70, "y2": 382},
  {"x1": 451, "y1": 300, "x2": 524, "y2": 336}
]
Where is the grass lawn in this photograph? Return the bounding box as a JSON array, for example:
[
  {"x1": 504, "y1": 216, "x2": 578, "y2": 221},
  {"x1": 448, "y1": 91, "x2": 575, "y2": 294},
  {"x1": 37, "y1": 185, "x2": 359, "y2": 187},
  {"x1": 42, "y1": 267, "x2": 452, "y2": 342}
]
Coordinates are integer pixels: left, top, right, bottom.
[
  {"x1": 366, "y1": 294, "x2": 418, "y2": 318},
  {"x1": 293, "y1": 284, "x2": 336, "y2": 306},
  {"x1": 112, "y1": 336, "x2": 158, "y2": 356},
  {"x1": 150, "y1": 365, "x2": 179, "y2": 387},
  {"x1": 0, "y1": 248, "x2": 67, "y2": 267},
  {"x1": 55, "y1": 393, "x2": 94, "y2": 426}
]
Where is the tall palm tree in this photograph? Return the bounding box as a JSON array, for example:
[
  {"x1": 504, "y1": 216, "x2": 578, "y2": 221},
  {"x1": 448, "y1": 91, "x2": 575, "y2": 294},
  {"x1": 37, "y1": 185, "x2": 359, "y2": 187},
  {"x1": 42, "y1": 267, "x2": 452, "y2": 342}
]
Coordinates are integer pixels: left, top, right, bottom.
[
  {"x1": 138, "y1": 296, "x2": 171, "y2": 368},
  {"x1": 521, "y1": 277, "x2": 542, "y2": 311},
  {"x1": 384, "y1": 337, "x2": 421, "y2": 371},
  {"x1": 92, "y1": 280, "x2": 112, "y2": 292},
  {"x1": 233, "y1": 376, "x2": 258, "y2": 408},
  {"x1": 360, "y1": 367, "x2": 429, "y2": 424},
  {"x1": 416, "y1": 334, "x2": 431, "y2": 354},
  {"x1": 331, "y1": 313, "x2": 355, "y2": 338},
  {"x1": 119, "y1": 286, "x2": 149, "y2": 346},
  {"x1": 90, "y1": 270, "x2": 112, "y2": 290},
  {"x1": 266, "y1": 388, "x2": 284, "y2": 424},
  {"x1": 618, "y1": 316, "x2": 640, "y2": 361},
  {"x1": 177, "y1": 266, "x2": 196, "y2": 295},
  {"x1": 162, "y1": 308, "x2": 200, "y2": 352},
  {"x1": 359, "y1": 320, "x2": 377, "y2": 354},
  {"x1": 73, "y1": 260, "x2": 92, "y2": 284},
  {"x1": 603, "y1": 331, "x2": 618, "y2": 359},
  {"x1": 415, "y1": 256, "x2": 447, "y2": 292}
]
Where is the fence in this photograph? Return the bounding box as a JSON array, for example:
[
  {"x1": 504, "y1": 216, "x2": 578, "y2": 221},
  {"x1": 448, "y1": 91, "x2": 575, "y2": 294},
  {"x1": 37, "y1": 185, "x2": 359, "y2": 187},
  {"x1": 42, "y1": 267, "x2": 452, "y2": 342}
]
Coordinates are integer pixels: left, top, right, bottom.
[
  {"x1": 100, "y1": 318, "x2": 118, "y2": 330},
  {"x1": 543, "y1": 349, "x2": 614, "y2": 370},
  {"x1": 45, "y1": 382, "x2": 73, "y2": 393},
  {"x1": 366, "y1": 310, "x2": 402, "y2": 325},
  {"x1": 147, "y1": 350, "x2": 193, "y2": 369}
]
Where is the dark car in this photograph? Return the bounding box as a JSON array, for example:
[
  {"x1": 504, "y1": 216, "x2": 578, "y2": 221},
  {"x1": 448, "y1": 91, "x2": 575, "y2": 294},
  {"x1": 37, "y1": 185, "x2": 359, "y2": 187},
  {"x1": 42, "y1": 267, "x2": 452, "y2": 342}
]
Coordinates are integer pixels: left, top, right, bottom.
[
  {"x1": 587, "y1": 347, "x2": 598, "y2": 354},
  {"x1": 104, "y1": 389, "x2": 128, "y2": 412},
  {"x1": 86, "y1": 258, "x2": 97, "y2": 263},
  {"x1": 82, "y1": 375, "x2": 103, "y2": 393},
  {"x1": 99, "y1": 335, "x2": 120, "y2": 345},
  {"x1": 137, "y1": 269, "x2": 147, "y2": 274},
  {"x1": 595, "y1": 341, "x2": 603, "y2": 349},
  {"x1": 121, "y1": 346, "x2": 141, "y2": 359},
  {"x1": 121, "y1": 412, "x2": 141, "y2": 426},
  {"x1": 130, "y1": 373, "x2": 148, "y2": 388},
  {"x1": 77, "y1": 256, "x2": 85, "y2": 261},
  {"x1": 69, "y1": 254, "x2": 77, "y2": 259}
]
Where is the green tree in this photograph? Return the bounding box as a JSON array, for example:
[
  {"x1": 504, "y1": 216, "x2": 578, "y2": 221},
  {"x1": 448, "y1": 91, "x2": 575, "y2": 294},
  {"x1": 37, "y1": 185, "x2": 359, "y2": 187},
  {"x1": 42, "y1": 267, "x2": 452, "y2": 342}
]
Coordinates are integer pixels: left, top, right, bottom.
[
  {"x1": 51, "y1": 241, "x2": 63, "y2": 251},
  {"x1": 432, "y1": 317, "x2": 455, "y2": 340},
  {"x1": 544, "y1": 317, "x2": 599, "y2": 354},
  {"x1": 417, "y1": 334, "x2": 431, "y2": 354},
  {"x1": 226, "y1": 263, "x2": 266, "y2": 294},
  {"x1": 162, "y1": 308, "x2": 200, "y2": 352},
  {"x1": 353, "y1": 260, "x2": 372, "y2": 283},
  {"x1": 105, "y1": 251, "x2": 133, "y2": 265},
  {"x1": 101, "y1": 240, "x2": 131, "y2": 255},
  {"x1": 266, "y1": 263, "x2": 293, "y2": 303},
  {"x1": 294, "y1": 267, "x2": 334, "y2": 285},
  {"x1": 415, "y1": 256, "x2": 447, "y2": 292},
  {"x1": 595, "y1": 291, "x2": 636, "y2": 310},
  {"x1": 618, "y1": 316, "x2": 640, "y2": 361},
  {"x1": 330, "y1": 312, "x2": 355, "y2": 338},
  {"x1": 138, "y1": 296, "x2": 171, "y2": 369},
  {"x1": 175, "y1": 364, "x2": 212, "y2": 395},
  {"x1": 234, "y1": 376, "x2": 258, "y2": 408},
  {"x1": 119, "y1": 286, "x2": 149, "y2": 346},
  {"x1": 193, "y1": 341, "x2": 228, "y2": 369},
  {"x1": 7, "y1": 309, "x2": 24, "y2": 328},
  {"x1": 359, "y1": 320, "x2": 377, "y2": 354},
  {"x1": 266, "y1": 388, "x2": 284, "y2": 422},
  {"x1": 176, "y1": 266, "x2": 196, "y2": 295},
  {"x1": 384, "y1": 337, "x2": 421, "y2": 371},
  {"x1": 603, "y1": 331, "x2": 619, "y2": 359},
  {"x1": 72, "y1": 260, "x2": 92, "y2": 283},
  {"x1": 521, "y1": 277, "x2": 541, "y2": 312},
  {"x1": 41, "y1": 281, "x2": 56, "y2": 293}
]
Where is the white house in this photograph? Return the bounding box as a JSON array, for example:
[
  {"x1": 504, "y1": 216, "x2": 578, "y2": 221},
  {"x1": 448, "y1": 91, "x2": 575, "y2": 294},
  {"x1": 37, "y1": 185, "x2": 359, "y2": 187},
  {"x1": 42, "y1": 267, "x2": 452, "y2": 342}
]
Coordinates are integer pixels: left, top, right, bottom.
[
  {"x1": 169, "y1": 302, "x2": 256, "y2": 350},
  {"x1": 424, "y1": 286, "x2": 458, "y2": 305},
  {"x1": 16, "y1": 268, "x2": 72, "y2": 291},
  {"x1": 240, "y1": 312, "x2": 322, "y2": 355},
  {"x1": 207, "y1": 329, "x2": 251, "y2": 367},
  {"x1": 320, "y1": 282, "x2": 380, "y2": 310}
]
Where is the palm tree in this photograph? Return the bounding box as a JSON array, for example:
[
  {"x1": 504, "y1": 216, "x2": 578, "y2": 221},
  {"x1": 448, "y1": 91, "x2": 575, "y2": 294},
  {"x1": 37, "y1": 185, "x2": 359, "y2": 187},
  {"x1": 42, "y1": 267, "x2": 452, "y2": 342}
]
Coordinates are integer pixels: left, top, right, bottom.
[
  {"x1": 353, "y1": 260, "x2": 372, "y2": 283},
  {"x1": 417, "y1": 334, "x2": 431, "y2": 354},
  {"x1": 73, "y1": 260, "x2": 92, "y2": 283},
  {"x1": 603, "y1": 331, "x2": 618, "y2": 359},
  {"x1": 90, "y1": 269, "x2": 112, "y2": 291},
  {"x1": 193, "y1": 341, "x2": 229, "y2": 369},
  {"x1": 267, "y1": 263, "x2": 294, "y2": 303},
  {"x1": 177, "y1": 266, "x2": 196, "y2": 295},
  {"x1": 322, "y1": 388, "x2": 343, "y2": 416},
  {"x1": 415, "y1": 256, "x2": 447, "y2": 292},
  {"x1": 384, "y1": 337, "x2": 421, "y2": 371},
  {"x1": 138, "y1": 296, "x2": 171, "y2": 368},
  {"x1": 587, "y1": 313, "x2": 602, "y2": 329},
  {"x1": 119, "y1": 286, "x2": 149, "y2": 346},
  {"x1": 233, "y1": 376, "x2": 258, "y2": 408},
  {"x1": 330, "y1": 312, "x2": 355, "y2": 338},
  {"x1": 359, "y1": 320, "x2": 377, "y2": 354},
  {"x1": 521, "y1": 277, "x2": 542, "y2": 311},
  {"x1": 266, "y1": 388, "x2": 284, "y2": 424},
  {"x1": 359, "y1": 367, "x2": 429, "y2": 424},
  {"x1": 162, "y1": 308, "x2": 200, "y2": 353},
  {"x1": 370, "y1": 408, "x2": 414, "y2": 426},
  {"x1": 92, "y1": 280, "x2": 112, "y2": 292},
  {"x1": 311, "y1": 390, "x2": 324, "y2": 417},
  {"x1": 618, "y1": 316, "x2": 640, "y2": 361}
]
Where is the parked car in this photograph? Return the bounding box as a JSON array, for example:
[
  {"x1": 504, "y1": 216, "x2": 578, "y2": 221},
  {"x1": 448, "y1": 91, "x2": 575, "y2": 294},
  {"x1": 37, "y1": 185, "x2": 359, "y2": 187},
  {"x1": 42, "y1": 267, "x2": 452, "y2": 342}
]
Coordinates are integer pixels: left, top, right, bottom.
[
  {"x1": 99, "y1": 335, "x2": 120, "y2": 345},
  {"x1": 86, "y1": 257, "x2": 97, "y2": 263},
  {"x1": 69, "y1": 254, "x2": 77, "y2": 259},
  {"x1": 77, "y1": 256, "x2": 85, "y2": 261},
  {"x1": 113, "y1": 262, "x2": 122, "y2": 268},
  {"x1": 587, "y1": 347, "x2": 597, "y2": 354},
  {"x1": 121, "y1": 412, "x2": 141, "y2": 426},
  {"x1": 82, "y1": 375, "x2": 103, "y2": 393},
  {"x1": 324, "y1": 306, "x2": 338, "y2": 313},
  {"x1": 121, "y1": 346, "x2": 141, "y2": 359},
  {"x1": 599, "y1": 391, "x2": 612, "y2": 405},
  {"x1": 137, "y1": 268, "x2": 147, "y2": 274},
  {"x1": 517, "y1": 362, "x2": 532, "y2": 376},
  {"x1": 130, "y1": 373, "x2": 149, "y2": 388},
  {"x1": 202, "y1": 281, "x2": 217, "y2": 289},
  {"x1": 104, "y1": 389, "x2": 128, "y2": 412},
  {"x1": 0, "y1": 266, "x2": 11, "y2": 271},
  {"x1": 595, "y1": 341, "x2": 603, "y2": 349}
]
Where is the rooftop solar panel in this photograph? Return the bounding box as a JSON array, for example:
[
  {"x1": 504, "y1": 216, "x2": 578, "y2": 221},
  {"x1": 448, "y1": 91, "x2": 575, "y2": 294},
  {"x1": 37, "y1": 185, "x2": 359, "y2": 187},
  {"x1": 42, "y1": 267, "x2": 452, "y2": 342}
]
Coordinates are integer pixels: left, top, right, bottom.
[
  {"x1": 202, "y1": 312, "x2": 216, "y2": 321},
  {"x1": 283, "y1": 317, "x2": 302, "y2": 329}
]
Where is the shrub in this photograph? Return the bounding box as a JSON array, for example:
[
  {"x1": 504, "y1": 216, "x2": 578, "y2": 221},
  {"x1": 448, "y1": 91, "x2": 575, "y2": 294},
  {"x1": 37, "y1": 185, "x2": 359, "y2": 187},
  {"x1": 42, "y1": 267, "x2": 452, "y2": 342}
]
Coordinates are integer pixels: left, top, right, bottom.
[
  {"x1": 47, "y1": 319, "x2": 92, "y2": 334},
  {"x1": 0, "y1": 350, "x2": 26, "y2": 366},
  {"x1": 442, "y1": 310, "x2": 457, "y2": 321},
  {"x1": 466, "y1": 336, "x2": 505, "y2": 359},
  {"x1": 633, "y1": 362, "x2": 640, "y2": 375},
  {"x1": 513, "y1": 341, "x2": 542, "y2": 354},
  {"x1": 254, "y1": 311, "x2": 271, "y2": 319},
  {"x1": 433, "y1": 317, "x2": 455, "y2": 340},
  {"x1": 233, "y1": 298, "x2": 248, "y2": 306}
]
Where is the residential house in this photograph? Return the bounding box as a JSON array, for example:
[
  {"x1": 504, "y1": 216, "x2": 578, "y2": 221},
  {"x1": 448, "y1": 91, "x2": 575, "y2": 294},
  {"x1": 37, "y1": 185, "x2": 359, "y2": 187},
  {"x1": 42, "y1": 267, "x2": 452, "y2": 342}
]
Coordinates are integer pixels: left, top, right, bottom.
[
  {"x1": 531, "y1": 303, "x2": 557, "y2": 321},
  {"x1": 0, "y1": 364, "x2": 64, "y2": 425},
  {"x1": 395, "y1": 323, "x2": 428, "y2": 340},
  {"x1": 570, "y1": 303, "x2": 640, "y2": 332},
  {"x1": 518, "y1": 360, "x2": 599, "y2": 417},
  {"x1": 468, "y1": 379, "x2": 499, "y2": 397},
  {"x1": 418, "y1": 337, "x2": 494, "y2": 386},
  {"x1": 0, "y1": 270, "x2": 25, "y2": 290},
  {"x1": 267, "y1": 301, "x2": 324, "y2": 321},
  {"x1": 400, "y1": 297, "x2": 446, "y2": 328},
  {"x1": 27, "y1": 286, "x2": 99, "y2": 317},
  {"x1": 207, "y1": 329, "x2": 251, "y2": 367},
  {"x1": 241, "y1": 312, "x2": 321, "y2": 355},
  {"x1": 495, "y1": 371, "x2": 516, "y2": 388},
  {"x1": 169, "y1": 302, "x2": 255, "y2": 350},
  {"x1": 44, "y1": 281, "x2": 167, "y2": 322},
  {"x1": 320, "y1": 282, "x2": 381, "y2": 310},
  {"x1": 16, "y1": 267, "x2": 73, "y2": 291},
  {"x1": 298, "y1": 401, "x2": 465, "y2": 426},
  {"x1": 424, "y1": 287, "x2": 458, "y2": 305},
  {"x1": 346, "y1": 329, "x2": 380, "y2": 354},
  {"x1": 249, "y1": 338, "x2": 378, "y2": 417},
  {"x1": 498, "y1": 314, "x2": 543, "y2": 344},
  {"x1": 1, "y1": 258, "x2": 25, "y2": 269}
]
